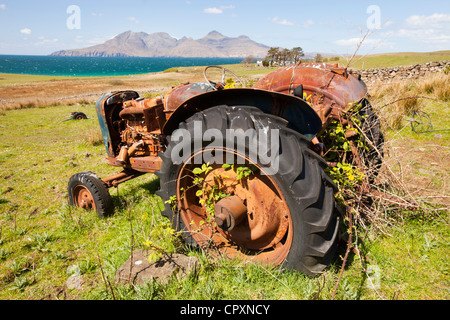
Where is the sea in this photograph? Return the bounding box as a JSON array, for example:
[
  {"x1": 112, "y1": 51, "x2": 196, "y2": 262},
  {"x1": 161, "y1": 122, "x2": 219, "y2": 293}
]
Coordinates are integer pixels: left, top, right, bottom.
[{"x1": 0, "y1": 55, "x2": 243, "y2": 77}]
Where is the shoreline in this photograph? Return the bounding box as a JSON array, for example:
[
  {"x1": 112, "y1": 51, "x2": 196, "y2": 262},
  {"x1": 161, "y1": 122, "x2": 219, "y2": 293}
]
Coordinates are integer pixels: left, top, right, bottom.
[
  {"x1": 0, "y1": 55, "x2": 244, "y2": 78},
  {"x1": 0, "y1": 63, "x2": 272, "y2": 112},
  {"x1": 0, "y1": 62, "x2": 246, "y2": 80}
]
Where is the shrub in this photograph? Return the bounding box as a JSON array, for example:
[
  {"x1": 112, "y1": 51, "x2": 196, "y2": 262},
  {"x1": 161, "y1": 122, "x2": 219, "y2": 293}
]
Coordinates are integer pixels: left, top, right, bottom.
[{"x1": 163, "y1": 68, "x2": 179, "y2": 73}]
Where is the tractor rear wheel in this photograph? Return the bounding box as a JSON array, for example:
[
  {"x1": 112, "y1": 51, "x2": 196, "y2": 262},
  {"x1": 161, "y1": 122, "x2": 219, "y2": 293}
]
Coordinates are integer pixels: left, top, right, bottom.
[
  {"x1": 353, "y1": 99, "x2": 385, "y2": 181},
  {"x1": 157, "y1": 106, "x2": 339, "y2": 276}
]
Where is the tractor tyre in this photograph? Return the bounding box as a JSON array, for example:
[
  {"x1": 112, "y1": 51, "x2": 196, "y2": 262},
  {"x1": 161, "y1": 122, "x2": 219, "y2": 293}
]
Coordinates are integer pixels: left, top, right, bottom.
[
  {"x1": 156, "y1": 106, "x2": 339, "y2": 276},
  {"x1": 73, "y1": 112, "x2": 88, "y2": 120},
  {"x1": 68, "y1": 172, "x2": 114, "y2": 218},
  {"x1": 358, "y1": 99, "x2": 385, "y2": 180}
]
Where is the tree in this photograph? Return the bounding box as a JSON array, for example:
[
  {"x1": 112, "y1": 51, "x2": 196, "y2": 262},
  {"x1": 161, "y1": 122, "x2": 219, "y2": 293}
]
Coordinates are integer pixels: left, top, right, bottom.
[
  {"x1": 265, "y1": 46, "x2": 307, "y2": 66},
  {"x1": 280, "y1": 48, "x2": 290, "y2": 66},
  {"x1": 291, "y1": 47, "x2": 305, "y2": 63},
  {"x1": 266, "y1": 47, "x2": 280, "y2": 67},
  {"x1": 241, "y1": 55, "x2": 256, "y2": 65},
  {"x1": 315, "y1": 53, "x2": 323, "y2": 63}
]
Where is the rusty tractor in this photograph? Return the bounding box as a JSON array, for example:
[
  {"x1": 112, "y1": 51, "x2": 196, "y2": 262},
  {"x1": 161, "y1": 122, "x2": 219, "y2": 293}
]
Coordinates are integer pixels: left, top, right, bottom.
[{"x1": 68, "y1": 63, "x2": 383, "y2": 276}]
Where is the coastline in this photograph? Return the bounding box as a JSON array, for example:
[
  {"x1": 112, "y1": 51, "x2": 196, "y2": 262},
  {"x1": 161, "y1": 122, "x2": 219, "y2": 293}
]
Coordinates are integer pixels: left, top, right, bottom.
[
  {"x1": 0, "y1": 55, "x2": 244, "y2": 78},
  {"x1": 0, "y1": 63, "x2": 274, "y2": 112}
]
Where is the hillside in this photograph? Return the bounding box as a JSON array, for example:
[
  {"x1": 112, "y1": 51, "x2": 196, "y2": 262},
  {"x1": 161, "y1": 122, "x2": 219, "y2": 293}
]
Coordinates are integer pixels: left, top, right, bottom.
[
  {"x1": 50, "y1": 31, "x2": 270, "y2": 58},
  {"x1": 339, "y1": 50, "x2": 450, "y2": 69}
]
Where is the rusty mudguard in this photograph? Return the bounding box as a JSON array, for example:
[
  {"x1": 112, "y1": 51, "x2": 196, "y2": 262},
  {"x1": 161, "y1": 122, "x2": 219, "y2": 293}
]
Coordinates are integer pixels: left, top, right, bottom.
[
  {"x1": 253, "y1": 63, "x2": 368, "y2": 124},
  {"x1": 162, "y1": 87, "x2": 323, "y2": 140}
]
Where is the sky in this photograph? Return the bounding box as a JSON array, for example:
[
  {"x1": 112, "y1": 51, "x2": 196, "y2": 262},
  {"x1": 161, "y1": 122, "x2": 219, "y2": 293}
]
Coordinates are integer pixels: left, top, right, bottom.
[{"x1": 0, "y1": 0, "x2": 449, "y2": 56}]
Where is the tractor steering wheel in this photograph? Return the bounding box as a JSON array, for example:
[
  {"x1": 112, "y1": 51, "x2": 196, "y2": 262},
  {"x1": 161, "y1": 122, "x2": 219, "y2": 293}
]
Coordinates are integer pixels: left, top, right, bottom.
[{"x1": 203, "y1": 65, "x2": 245, "y2": 90}]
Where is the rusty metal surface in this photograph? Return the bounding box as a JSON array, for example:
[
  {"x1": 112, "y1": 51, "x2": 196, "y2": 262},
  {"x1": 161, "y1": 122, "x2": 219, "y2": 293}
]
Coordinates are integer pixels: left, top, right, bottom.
[
  {"x1": 176, "y1": 147, "x2": 293, "y2": 266},
  {"x1": 73, "y1": 185, "x2": 96, "y2": 211},
  {"x1": 102, "y1": 170, "x2": 146, "y2": 188},
  {"x1": 163, "y1": 82, "x2": 214, "y2": 113},
  {"x1": 253, "y1": 63, "x2": 368, "y2": 123},
  {"x1": 129, "y1": 156, "x2": 163, "y2": 173},
  {"x1": 162, "y1": 87, "x2": 322, "y2": 140},
  {"x1": 214, "y1": 196, "x2": 247, "y2": 231}
]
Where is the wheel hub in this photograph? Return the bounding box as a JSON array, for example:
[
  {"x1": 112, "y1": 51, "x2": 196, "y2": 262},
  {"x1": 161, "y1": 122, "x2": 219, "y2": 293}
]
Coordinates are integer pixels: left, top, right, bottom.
[
  {"x1": 176, "y1": 147, "x2": 293, "y2": 265},
  {"x1": 214, "y1": 196, "x2": 247, "y2": 231},
  {"x1": 74, "y1": 186, "x2": 96, "y2": 210}
]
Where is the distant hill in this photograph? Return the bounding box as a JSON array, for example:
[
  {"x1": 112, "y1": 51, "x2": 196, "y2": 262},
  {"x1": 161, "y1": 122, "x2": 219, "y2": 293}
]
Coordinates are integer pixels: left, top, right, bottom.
[{"x1": 50, "y1": 31, "x2": 270, "y2": 58}]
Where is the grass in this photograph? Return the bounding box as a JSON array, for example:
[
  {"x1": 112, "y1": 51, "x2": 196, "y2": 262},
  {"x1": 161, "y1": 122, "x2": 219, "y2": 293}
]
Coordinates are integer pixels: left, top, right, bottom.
[
  {"x1": 366, "y1": 217, "x2": 449, "y2": 299},
  {"x1": 0, "y1": 64, "x2": 276, "y2": 113},
  {"x1": 0, "y1": 73, "x2": 75, "y2": 84},
  {"x1": 337, "y1": 50, "x2": 450, "y2": 70},
  {"x1": 0, "y1": 61, "x2": 449, "y2": 300},
  {"x1": 370, "y1": 72, "x2": 450, "y2": 130}
]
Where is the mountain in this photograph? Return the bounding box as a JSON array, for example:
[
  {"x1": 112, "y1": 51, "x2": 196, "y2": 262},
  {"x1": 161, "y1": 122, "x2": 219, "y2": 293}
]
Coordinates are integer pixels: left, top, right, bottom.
[{"x1": 50, "y1": 31, "x2": 270, "y2": 58}]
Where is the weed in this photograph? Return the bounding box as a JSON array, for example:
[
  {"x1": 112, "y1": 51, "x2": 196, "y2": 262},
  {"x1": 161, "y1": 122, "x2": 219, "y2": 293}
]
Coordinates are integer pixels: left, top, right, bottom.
[
  {"x1": 79, "y1": 258, "x2": 98, "y2": 275},
  {"x1": 163, "y1": 68, "x2": 179, "y2": 73},
  {"x1": 9, "y1": 276, "x2": 35, "y2": 292},
  {"x1": 0, "y1": 248, "x2": 11, "y2": 261},
  {"x1": 26, "y1": 232, "x2": 55, "y2": 252},
  {"x1": 8, "y1": 258, "x2": 27, "y2": 276}
]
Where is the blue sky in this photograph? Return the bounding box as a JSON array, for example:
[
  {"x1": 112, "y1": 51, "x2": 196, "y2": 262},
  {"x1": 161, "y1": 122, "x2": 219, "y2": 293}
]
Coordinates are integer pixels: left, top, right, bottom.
[{"x1": 0, "y1": 0, "x2": 449, "y2": 55}]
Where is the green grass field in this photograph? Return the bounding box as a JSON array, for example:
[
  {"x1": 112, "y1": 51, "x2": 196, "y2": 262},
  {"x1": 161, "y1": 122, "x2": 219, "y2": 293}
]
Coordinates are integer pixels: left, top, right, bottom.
[
  {"x1": 0, "y1": 55, "x2": 449, "y2": 300},
  {"x1": 338, "y1": 50, "x2": 450, "y2": 69}
]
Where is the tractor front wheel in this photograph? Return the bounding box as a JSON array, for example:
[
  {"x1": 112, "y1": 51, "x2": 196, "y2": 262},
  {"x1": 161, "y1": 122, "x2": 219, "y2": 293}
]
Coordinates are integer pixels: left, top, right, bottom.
[{"x1": 68, "y1": 172, "x2": 114, "y2": 218}]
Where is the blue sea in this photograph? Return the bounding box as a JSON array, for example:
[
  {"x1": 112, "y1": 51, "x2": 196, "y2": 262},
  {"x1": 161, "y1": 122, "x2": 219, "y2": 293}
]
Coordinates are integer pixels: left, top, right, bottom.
[{"x1": 0, "y1": 55, "x2": 243, "y2": 77}]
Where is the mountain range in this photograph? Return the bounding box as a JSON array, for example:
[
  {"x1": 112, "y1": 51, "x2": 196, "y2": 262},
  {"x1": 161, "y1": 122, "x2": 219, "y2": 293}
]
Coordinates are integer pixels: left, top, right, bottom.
[{"x1": 50, "y1": 31, "x2": 270, "y2": 58}]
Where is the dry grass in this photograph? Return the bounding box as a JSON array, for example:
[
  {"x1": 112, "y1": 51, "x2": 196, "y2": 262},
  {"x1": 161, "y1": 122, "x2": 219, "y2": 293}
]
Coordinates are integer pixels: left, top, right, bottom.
[
  {"x1": 0, "y1": 69, "x2": 205, "y2": 113},
  {"x1": 362, "y1": 72, "x2": 449, "y2": 220},
  {"x1": 81, "y1": 127, "x2": 104, "y2": 146},
  {"x1": 369, "y1": 72, "x2": 449, "y2": 130},
  {"x1": 0, "y1": 64, "x2": 274, "y2": 113}
]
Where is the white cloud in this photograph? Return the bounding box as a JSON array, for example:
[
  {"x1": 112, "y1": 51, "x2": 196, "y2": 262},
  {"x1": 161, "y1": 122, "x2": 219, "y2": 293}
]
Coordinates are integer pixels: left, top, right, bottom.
[
  {"x1": 398, "y1": 13, "x2": 450, "y2": 45},
  {"x1": 398, "y1": 28, "x2": 450, "y2": 44},
  {"x1": 303, "y1": 19, "x2": 314, "y2": 28},
  {"x1": 35, "y1": 37, "x2": 58, "y2": 46},
  {"x1": 127, "y1": 17, "x2": 139, "y2": 24},
  {"x1": 383, "y1": 20, "x2": 394, "y2": 27},
  {"x1": 271, "y1": 17, "x2": 294, "y2": 26},
  {"x1": 204, "y1": 5, "x2": 235, "y2": 14},
  {"x1": 0, "y1": 4, "x2": 6, "y2": 10},
  {"x1": 204, "y1": 7, "x2": 223, "y2": 14},
  {"x1": 334, "y1": 37, "x2": 394, "y2": 51},
  {"x1": 405, "y1": 13, "x2": 450, "y2": 28},
  {"x1": 20, "y1": 28, "x2": 32, "y2": 35}
]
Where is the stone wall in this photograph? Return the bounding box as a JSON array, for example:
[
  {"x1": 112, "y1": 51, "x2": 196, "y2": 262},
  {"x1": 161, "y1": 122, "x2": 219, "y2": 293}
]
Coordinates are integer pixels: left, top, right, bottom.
[{"x1": 352, "y1": 61, "x2": 450, "y2": 85}]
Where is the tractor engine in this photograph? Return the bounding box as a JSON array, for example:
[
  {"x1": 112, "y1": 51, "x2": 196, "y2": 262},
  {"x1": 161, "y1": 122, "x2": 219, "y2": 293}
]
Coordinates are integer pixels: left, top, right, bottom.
[{"x1": 116, "y1": 96, "x2": 165, "y2": 163}]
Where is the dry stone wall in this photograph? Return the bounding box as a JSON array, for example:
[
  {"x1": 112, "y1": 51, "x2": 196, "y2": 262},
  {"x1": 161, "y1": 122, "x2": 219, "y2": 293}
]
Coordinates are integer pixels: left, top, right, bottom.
[{"x1": 352, "y1": 61, "x2": 450, "y2": 84}]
